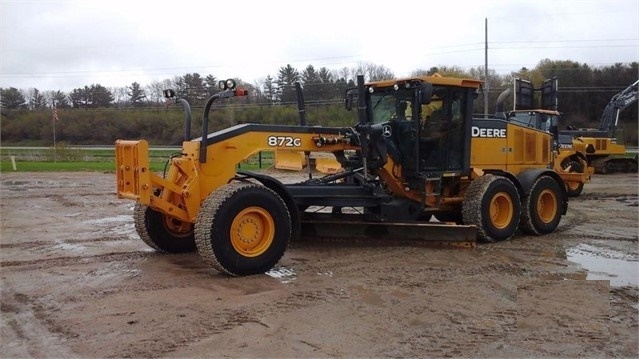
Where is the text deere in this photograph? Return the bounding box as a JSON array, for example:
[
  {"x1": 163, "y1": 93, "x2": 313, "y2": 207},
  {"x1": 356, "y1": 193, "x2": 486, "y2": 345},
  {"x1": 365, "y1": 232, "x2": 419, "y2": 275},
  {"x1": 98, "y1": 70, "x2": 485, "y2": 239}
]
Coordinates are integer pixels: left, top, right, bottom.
[{"x1": 471, "y1": 126, "x2": 506, "y2": 138}]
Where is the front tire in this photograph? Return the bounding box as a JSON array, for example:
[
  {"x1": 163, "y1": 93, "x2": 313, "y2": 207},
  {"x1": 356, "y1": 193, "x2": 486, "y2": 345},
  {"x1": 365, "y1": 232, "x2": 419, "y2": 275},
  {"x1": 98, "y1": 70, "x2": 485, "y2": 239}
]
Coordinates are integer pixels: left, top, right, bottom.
[
  {"x1": 519, "y1": 175, "x2": 563, "y2": 235},
  {"x1": 194, "y1": 183, "x2": 291, "y2": 276},
  {"x1": 463, "y1": 175, "x2": 521, "y2": 242},
  {"x1": 561, "y1": 157, "x2": 585, "y2": 197},
  {"x1": 133, "y1": 203, "x2": 196, "y2": 253}
]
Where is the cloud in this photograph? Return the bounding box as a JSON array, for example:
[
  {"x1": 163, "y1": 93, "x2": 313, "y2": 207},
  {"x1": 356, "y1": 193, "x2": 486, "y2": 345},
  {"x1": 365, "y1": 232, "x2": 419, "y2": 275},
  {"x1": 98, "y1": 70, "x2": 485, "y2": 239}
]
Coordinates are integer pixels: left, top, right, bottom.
[{"x1": 1, "y1": 0, "x2": 637, "y2": 92}]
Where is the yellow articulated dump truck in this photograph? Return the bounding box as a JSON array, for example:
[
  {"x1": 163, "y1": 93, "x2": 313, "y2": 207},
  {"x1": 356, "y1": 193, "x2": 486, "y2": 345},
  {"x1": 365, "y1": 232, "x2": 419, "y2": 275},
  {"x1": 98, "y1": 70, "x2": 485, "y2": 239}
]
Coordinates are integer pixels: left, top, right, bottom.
[
  {"x1": 492, "y1": 77, "x2": 594, "y2": 197},
  {"x1": 116, "y1": 75, "x2": 570, "y2": 276}
]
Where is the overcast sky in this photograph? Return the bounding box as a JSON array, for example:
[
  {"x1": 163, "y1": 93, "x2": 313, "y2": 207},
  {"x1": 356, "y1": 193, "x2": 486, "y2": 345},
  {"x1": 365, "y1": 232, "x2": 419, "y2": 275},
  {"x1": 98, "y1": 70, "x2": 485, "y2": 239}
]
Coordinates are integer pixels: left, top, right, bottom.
[{"x1": 1, "y1": 0, "x2": 638, "y2": 92}]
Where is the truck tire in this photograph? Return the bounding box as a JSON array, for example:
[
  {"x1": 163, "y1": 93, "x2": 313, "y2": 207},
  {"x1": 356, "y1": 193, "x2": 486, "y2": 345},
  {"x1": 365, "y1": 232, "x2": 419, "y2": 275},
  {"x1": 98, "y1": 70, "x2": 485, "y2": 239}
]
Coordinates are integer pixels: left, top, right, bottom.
[
  {"x1": 519, "y1": 175, "x2": 562, "y2": 235},
  {"x1": 133, "y1": 203, "x2": 196, "y2": 253},
  {"x1": 195, "y1": 183, "x2": 291, "y2": 276},
  {"x1": 462, "y1": 174, "x2": 521, "y2": 242},
  {"x1": 561, "y1": 158, "x2": 585, "y2": 197}
]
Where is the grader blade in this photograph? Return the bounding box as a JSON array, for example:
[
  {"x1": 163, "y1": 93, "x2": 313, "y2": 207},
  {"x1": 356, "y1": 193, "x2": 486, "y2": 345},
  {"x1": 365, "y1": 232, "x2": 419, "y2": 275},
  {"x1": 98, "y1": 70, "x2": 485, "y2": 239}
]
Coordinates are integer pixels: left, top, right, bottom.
[
  {"x1": 314, "y1": 156, "x2": 342, "y2": 174},
  {"x1": 299, "y1": 214, "x2": 476, "y2": 248},
  {"x1": 274, "y1": 150, "x2": 307, "y2": 171}
]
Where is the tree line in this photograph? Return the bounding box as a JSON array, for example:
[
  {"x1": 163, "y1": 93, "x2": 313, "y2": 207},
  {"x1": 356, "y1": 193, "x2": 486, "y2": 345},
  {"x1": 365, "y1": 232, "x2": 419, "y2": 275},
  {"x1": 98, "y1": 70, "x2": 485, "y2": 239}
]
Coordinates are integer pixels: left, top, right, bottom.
[{"x1": 1, "y1": 59, "x2": 637, "y2": 146}]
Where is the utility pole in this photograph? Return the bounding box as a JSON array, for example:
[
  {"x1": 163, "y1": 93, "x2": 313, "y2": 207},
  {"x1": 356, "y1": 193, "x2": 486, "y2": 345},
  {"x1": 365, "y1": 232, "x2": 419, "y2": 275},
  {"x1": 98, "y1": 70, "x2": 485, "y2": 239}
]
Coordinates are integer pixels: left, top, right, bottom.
[
  {"x1": 52, "y1": 100, "x2": 57, "y2": 163},
  {"x1": 484, "y1": 18, "x2": 489, "y2": 118}
]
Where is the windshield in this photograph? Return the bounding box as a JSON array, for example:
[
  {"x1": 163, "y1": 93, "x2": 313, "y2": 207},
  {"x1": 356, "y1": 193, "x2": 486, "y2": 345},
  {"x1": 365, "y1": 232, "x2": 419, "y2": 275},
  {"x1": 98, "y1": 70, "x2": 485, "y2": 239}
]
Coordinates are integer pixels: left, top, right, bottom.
[{"x1": 369, "y1": 88, "x2": 415, "y2": 124}]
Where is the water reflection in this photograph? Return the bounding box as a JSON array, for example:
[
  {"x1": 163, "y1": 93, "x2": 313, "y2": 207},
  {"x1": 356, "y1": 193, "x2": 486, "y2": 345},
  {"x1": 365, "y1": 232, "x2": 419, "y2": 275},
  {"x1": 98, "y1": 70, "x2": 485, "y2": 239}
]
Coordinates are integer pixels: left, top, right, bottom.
[{"x1": 567, "y1": 243, "x2": 638, "y2": 287}]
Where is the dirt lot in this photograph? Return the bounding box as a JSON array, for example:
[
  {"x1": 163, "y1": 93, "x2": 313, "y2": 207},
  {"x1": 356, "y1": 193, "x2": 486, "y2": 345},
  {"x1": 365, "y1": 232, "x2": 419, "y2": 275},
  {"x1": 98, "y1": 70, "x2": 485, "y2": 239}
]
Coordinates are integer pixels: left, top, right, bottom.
[{"x1": 1, "y1": 171, "x2": 637, "y2": 358}]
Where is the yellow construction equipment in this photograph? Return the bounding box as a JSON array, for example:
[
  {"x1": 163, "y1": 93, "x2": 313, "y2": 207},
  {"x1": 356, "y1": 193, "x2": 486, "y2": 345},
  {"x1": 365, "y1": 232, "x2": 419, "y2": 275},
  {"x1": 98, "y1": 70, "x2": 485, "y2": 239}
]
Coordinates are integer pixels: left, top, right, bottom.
[
  {"x1": 116, "y1": 75, "x2": 571, "y2": 276},
  {"x1": 313, "y1": 154, "x2": 342, "y2": 174},
  {"x1": 560, "y1": 80, "x2": 638, "y2": 174},
  {"x1": 494, "y1": 78, "x2": 594, "y2": 197},
  {"x1": 274, "y1": 150, "x2": 307, "y2": 171}
]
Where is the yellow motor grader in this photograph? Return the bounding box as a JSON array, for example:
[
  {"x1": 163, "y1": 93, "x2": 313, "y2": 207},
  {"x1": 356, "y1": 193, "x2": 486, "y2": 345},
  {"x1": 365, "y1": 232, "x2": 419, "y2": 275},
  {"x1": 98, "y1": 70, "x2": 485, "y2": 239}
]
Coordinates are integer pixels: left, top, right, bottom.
[{"x1": 116, "y1": 75, "x2": 570, "y2": 276}]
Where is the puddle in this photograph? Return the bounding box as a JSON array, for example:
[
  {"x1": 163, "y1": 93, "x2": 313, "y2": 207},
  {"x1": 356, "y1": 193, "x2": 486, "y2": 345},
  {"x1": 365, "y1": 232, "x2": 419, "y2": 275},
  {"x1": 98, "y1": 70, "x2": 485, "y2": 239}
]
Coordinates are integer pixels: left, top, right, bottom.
[
  {"x1": 266, "y1": 267, "x2": 297, "y2": 283},
  {"x1": 567, "y1": 243, "x2": 638, "y2": 287}
]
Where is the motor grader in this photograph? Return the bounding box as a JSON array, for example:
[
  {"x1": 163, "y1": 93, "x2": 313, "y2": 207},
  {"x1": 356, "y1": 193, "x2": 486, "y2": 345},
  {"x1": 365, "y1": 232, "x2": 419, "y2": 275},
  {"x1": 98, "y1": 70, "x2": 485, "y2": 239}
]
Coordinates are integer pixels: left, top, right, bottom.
[{"x1": 116, "y1": 75, "x2": 569, "y2": 276}]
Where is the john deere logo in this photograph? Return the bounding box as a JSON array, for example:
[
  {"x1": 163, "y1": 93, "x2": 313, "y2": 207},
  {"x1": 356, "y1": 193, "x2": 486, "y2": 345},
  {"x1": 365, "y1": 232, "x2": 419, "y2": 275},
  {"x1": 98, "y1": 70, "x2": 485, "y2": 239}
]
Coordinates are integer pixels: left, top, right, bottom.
[
  {"x1": 382, "y1": 125, "x2": 392, "y2": 137},
  {"x1": 472, "y1": 126, "x2": 506, "y2": 138}
]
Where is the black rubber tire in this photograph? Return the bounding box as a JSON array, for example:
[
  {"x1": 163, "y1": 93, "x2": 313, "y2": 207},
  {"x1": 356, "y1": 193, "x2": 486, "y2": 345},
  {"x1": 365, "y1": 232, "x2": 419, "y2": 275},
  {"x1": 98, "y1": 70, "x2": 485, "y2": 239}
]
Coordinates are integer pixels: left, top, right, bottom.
[
  {"x1": 194, "y1": 183, "x2": 291, "y2": 276},
  {"x1": 561, "y1": 157, "x2": 585, "y2": 197},
  {"x1": 133, "y1": 203, "x2": 196, "y2": 253},
  {"x1": 462, "y1": 174, "x2": 521, "y2": 242},
  {"x1": 519, "y1": 175, "x2": 563, "y2": 235}
]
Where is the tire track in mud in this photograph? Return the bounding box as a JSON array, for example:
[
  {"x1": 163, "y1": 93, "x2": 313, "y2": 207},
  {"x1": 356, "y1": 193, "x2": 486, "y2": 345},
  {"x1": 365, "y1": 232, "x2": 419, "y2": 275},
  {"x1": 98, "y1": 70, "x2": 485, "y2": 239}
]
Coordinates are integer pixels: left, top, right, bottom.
[
  {"x1": 546, "y1": 195, "x2": 638, "y2": 241},
  {"x1": 1, "y1": 251, "x2": 151, "y2": 270},
  {"x1": 3, "y1": 250, "x2": 360, "y2": 358},
  {"x1": 2, "y1": 172, "x2": 636, "y2": 358},
  {"x1": 108, "y1": 286, "x2": 353, "y2": 358},
  {"x1": 0, "y1": 236, "x2": 137, "y2": 250},
  {"x1": 1, "y1": 190, "x2": 116, "y2": 200},
  {"x1": 1, "y1": 292, "x2": 80, "y2": 359},
  {"x1": 388, "y1": 309, "x2": 518, "y2": 358}
]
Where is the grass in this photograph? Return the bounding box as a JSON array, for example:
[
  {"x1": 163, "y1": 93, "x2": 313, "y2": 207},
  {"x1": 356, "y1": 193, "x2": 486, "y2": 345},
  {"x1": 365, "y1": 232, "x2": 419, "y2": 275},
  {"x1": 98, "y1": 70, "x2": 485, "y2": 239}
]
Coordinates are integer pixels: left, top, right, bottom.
[
  {"x1": 0, "y1": 161, "x2": 167, "y2": 172},
  {"x1": 0, "y1": 146, "x2": 274, "y2": 173},
  {"x1": 1, "y1": 161, "x2": 269, "y2": 173}
]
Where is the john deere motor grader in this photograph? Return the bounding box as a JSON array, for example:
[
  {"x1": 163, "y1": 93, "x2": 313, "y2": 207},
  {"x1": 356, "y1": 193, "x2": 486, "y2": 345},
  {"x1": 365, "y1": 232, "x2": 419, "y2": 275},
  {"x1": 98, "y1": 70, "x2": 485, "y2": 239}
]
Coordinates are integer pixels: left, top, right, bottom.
[{"x1": 116, "y1": 75, "x2": 569, "y2": 276}]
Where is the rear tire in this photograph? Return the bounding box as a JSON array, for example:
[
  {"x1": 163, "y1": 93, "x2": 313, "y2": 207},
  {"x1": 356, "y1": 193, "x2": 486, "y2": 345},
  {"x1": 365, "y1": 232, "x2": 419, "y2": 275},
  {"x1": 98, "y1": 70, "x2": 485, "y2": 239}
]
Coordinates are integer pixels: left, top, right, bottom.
[
  {"x1": 194, "y1": 183, "x2": 291, "y2": 276},
  {"x1": 462, "y1": 174, "x2": 521, "y2": 242},
  {"x1": 519, "y1": 175, "x2": 563, "y2": 235},
  {"x1": 133, "y1": 203, "x2": 196, "y2": 253}
]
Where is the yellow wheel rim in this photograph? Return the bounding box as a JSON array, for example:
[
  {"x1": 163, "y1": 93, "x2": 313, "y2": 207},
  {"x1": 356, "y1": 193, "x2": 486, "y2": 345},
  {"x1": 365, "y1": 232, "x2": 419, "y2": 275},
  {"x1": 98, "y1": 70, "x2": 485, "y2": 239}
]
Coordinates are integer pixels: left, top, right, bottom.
[
  {"x1": 537, "y1": 189, "x2": 558, "y2": 223},
  {"x1": 489, "y1": 192, "x2": 513, "y2": 229},
  {"x1": 230, "y1": 206, "x2": 275, "y2": 257},
  {"x1": 162, "y1": 216, "x2": 192, "y2": 238},
  {"x1": 566, "y1": 181, "x2": 580, "y2": 191}
]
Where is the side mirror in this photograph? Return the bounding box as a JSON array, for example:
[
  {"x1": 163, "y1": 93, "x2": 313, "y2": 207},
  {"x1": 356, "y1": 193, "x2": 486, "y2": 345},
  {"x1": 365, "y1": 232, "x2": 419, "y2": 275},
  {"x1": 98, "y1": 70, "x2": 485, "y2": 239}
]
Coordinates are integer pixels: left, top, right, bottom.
[
  {"x1": 163, "y1": 89, "x2": 176, "y2": 99},
  {"x1": 344, "y1": 89, "x2": 357, "y2": 111},
  {"x1": 420, "y1": 83, "x2": 433, "y2": 104}
]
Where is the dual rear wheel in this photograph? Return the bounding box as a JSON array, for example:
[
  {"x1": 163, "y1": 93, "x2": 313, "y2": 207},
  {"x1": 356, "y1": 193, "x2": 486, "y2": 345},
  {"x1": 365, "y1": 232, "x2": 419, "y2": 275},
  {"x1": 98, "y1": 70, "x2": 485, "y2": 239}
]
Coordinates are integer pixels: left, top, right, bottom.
[{"x1": 462, "y1": 174, "x2": 563, "y2": 242}]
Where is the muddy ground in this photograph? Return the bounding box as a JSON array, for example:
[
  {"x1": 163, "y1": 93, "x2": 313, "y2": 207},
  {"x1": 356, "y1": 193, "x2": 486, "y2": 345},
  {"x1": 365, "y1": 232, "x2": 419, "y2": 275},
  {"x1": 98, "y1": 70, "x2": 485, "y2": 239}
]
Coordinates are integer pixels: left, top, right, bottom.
[{"x1": 1, "y1": 171, "x2": 637, "y2": 358}]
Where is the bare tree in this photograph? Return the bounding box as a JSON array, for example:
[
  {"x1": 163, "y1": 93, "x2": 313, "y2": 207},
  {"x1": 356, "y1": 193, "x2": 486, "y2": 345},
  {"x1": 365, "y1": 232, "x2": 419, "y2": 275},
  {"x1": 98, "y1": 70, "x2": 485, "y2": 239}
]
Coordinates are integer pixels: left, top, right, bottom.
[
  {"x1": 354, "y1": 62, "x2": 394, "y2": 82},
  {"x1": 146, "y1": 81, "x2": 165, "y2": 105}
]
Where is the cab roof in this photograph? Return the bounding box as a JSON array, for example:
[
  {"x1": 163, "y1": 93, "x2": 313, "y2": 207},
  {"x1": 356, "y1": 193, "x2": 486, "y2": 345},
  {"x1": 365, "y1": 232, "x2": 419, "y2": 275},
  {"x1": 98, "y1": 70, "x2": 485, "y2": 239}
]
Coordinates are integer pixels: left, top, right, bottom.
[
  {"x1": 509, "y1": 109, "x2": 561, "y2": 116},
  {"x1": 367, "y1": 75, "x2": 483, "y2": 89}
]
